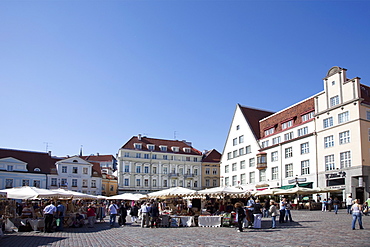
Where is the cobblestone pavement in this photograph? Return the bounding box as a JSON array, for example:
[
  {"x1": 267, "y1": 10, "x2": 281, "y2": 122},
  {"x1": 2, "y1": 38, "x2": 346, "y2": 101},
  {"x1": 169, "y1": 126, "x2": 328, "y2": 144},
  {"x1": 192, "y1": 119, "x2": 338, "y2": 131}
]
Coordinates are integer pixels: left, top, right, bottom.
[{"x1": 1, "y1": 210, "x2": 369, "y2": 247}]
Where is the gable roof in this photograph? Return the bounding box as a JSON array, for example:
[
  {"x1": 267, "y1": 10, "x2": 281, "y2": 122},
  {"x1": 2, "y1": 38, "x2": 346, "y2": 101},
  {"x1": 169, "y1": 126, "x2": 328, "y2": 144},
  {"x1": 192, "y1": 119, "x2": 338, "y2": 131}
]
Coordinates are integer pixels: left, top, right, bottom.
[
  {"x1": 202, "y1": 149, "x2": 221, "y2": 163},
  {"x1": 0, "y1": 148, "x2": 61, "y2": 174},
  {"x1": 120, "y1": 136, "x2": 202, "y2": 155},
  {"x1": 238, "y1": 104, "x2": 274, "y2": 139},
  {"x1": 81, "y1": 154, "x2": 116, "y2": 163}
]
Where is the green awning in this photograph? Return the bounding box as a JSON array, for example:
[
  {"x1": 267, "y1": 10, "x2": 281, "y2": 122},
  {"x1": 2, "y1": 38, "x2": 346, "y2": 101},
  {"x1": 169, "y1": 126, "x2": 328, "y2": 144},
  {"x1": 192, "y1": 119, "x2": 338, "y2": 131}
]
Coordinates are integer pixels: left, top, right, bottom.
[{"x1": 279, "y1": 182, "x2": 313, "y2": 190}]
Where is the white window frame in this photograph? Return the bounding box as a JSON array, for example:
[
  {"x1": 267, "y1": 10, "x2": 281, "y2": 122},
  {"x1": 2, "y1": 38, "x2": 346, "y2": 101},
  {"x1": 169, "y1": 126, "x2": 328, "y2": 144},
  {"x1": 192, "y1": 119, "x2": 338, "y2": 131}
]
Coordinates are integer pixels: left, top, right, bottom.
[
  {"x1": 324, "y1": 135, "x2": 334, "y2": 148},
  {"x1": 330, "y1": 95, "x2": 339, "y2": 107},
  {"x1": 301, "y1": 160, "x2": 310, "y2": 175},
  {"x1": 285, "y1": 163, "x2": 293, "y2": 178},
  {"x1": 325, "y1": 154, "x2": 335, "y2": 171},
  {"x1": 338, "y1": 111, "x2": 349, "y2": 124},
  {"x1": 339, "y1": 131, "x2": 350, "y2": 144},
  {"x1": 300, "y1": 142, "x2": 309, "y2": 154},
  {"x1": 271, "y1": 167, "x2": 278, "y2": 180},
  {"x1": 340, "y1": 151, "x2": 351, "y2": 168},
  {"x1": 323, "y1": 117, "x2": 333, "y2": 128}
]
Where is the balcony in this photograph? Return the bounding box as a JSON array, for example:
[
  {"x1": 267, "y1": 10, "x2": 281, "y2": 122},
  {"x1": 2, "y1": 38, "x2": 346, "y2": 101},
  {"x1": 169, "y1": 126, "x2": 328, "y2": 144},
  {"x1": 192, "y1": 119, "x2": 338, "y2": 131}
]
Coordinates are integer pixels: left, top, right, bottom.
[
  {"x1": 169, "y1": 173, "x2": 179, "y2": 177},
  {"x1": 256, "y1": 152, "x2": 267, "y2": 170},
  {"x1": 184, "y1": 173, "x2": 195, "y2": 178}
]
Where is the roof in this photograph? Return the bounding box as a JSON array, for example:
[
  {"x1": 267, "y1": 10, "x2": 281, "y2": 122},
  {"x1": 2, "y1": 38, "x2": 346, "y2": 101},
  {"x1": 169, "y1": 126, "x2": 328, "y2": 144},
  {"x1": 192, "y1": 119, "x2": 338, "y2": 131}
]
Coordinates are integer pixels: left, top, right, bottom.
[
  {"x1": 360, "y1": 83, "x2": 370, "y2": 105},
  {"x1": 238, "y1": 105, "x2": 274, "y2": 139},
  {"x1": 120, "y1": 136, "x2": 202, "y2": 155},
  {"x1": 81, "y1": 154, "x2": 116, "y2": 162},
  {"x1": 202, "y1": 149, "x2": 221, "y2": 163},
  {"x1": 0, "y1": 148, "x2": 61, "y2": 174}
]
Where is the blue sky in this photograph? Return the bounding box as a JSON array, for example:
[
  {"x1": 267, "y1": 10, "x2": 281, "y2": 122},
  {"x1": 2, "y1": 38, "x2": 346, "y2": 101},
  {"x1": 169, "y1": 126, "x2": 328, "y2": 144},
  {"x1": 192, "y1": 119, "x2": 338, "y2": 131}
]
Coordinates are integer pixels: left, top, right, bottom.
[{"x1": 1, "y1": 1, "x2": 370, "y2": 157}]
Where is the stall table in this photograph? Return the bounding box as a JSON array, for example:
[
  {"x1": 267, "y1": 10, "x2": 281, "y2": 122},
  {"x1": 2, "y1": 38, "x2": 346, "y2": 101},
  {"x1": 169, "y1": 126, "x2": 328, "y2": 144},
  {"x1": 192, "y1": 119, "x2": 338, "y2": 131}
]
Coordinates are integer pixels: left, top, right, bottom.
[
  {"x1": 177, "y1": 216, "x2": 195, "y2": 227},
  {"x1": 198, "y1": 216, "x2": 222, "y2": 227}
]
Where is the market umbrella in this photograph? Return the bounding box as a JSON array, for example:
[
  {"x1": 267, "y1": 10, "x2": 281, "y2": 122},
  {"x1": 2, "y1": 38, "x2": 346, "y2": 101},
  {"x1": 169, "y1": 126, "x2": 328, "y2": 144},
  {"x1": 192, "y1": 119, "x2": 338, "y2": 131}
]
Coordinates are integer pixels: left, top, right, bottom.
[
  {"x1": 50, "y1": 188, "x2": 98, "y2": 200},
  {"x1": 254, "y1": 188, "x2": 285, "y2": 196},
  {"x1": 274, "y1": 187, "x2": 319, "y2": 195},
  {"x1": 107, "y1": 193, "x2": 145, "y2": 201},
  {"x1": 147, "y1": 187, "x2": 196, "y2": 199},
  {"x1": 0, "y1": 186, "x2": 73, "y2": 200},
  {"x1": 196, "y1": 186, "x2": 247, "y2": 198},
  {"x1": 312, "y1": 187, "x2": 343, "y2": 193}
]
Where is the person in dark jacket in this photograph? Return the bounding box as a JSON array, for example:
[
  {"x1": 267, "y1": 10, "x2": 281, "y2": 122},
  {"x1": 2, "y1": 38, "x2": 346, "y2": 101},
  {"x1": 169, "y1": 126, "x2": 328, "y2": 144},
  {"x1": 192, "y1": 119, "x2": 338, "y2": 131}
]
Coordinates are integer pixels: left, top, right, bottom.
[
  {"x1": 252, "y1": 200, "x2": 263, "y2": 229},
  {"x1": 149, "y1": 202, "x2": 160, "y2": 228},
  {"x1": 130, "y1": 203, "x2": 139, "y2": 223},
  {"x1": 118, "y1": 202, "x2": 128, "y2": 226},
  {"x1": 235, "y1": 202, "x2": 246, "y2": 232}
]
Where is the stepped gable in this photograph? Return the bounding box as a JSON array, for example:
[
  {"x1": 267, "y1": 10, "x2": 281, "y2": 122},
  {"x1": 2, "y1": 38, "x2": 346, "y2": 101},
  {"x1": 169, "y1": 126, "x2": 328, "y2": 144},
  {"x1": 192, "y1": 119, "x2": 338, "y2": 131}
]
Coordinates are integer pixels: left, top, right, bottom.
[
  {"x1": 239, "y1": 105, "x2": 274, "y2": 139},
  {"x1": 259, "y1": 97, "x2": 315, "y2": 139}
]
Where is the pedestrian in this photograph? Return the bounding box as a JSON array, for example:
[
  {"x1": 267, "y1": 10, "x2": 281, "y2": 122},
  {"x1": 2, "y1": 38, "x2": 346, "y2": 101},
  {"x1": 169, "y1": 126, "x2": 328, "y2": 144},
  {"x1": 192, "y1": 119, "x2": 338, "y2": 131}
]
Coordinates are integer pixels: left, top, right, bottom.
[
  {"x1": 87, "y1": 205, "x2": 96, "y2": 228},
  {"x1": 43, "y1": 201, "x2": 56, "y2": 233},
  {"x1": 263, "y1": 199, "x2": 270, "y2": 218},
  {"x1": 130, "y1": 203, "x2": 139, "y2": 223},
  {"x1": 108, "y1": 201, "x2": 119, "y2": 227},
  {"x1": 234, "y1": 202, "x2": 246, "y2": 232},
  {"x1": 346, "y1": 195, "x2": 353, "y2": 214},
  {"x1": 327, "y1": 197, "x2": 333, "y2": 212},
  {"x1": 252, "y1": 199, "x2": 263, "y2": 229},
  {"x1": 351, "y1": 199, "x2": 364, "y2": 230},
  {"x1": 140, "y1": 202, "x2": 150, "y2": 228},
  {"x1": 333, "y1": 197, "x2": 340, "y2": 214},
  {"x1": 118, "y1": 202, "x2": 128, "y2": 226},
  {"x1": 56, "y1": 201, "x2": 65, "y2": 231},
  {"x1": 321, "y1": 198, "x2": 327, "y2": 212},
  {"x1": 269, "y1": 200, "x2": 278, "y2": 229},
  {"x1": 149, "y1": 202, "x2": 160, "y2": 228},
  {"x1": 362, "y1": 202, "x2": 369, "y2": 216},
  {"x1": 246, "y1": 196, "x2": 255, "y2": 227},
  {"x1": 285, "y1": 200, "x2": 293, "y2": 222},
  {"x1": 279, "y1": 198, "x2": 286, "y2": 223}
]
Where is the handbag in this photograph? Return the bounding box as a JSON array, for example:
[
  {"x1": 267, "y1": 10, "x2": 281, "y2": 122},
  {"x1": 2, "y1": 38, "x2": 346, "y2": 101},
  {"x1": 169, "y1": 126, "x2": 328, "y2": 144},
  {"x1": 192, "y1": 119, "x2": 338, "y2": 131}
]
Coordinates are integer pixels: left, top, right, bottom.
[{"x1": 56, "y1": 218, "x2": 60, "y2": 227}]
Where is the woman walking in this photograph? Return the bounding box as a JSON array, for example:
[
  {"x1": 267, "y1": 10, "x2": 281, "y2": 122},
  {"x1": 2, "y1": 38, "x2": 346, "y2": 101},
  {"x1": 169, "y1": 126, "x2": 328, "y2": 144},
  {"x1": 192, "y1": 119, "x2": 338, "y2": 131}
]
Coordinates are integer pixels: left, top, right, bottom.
[
  {"x1": 269, "y1": 200, "x2": 278, "y2": 229},
  {"x1": 351, "y1": 199, "x2": 364, "y2": 230}
]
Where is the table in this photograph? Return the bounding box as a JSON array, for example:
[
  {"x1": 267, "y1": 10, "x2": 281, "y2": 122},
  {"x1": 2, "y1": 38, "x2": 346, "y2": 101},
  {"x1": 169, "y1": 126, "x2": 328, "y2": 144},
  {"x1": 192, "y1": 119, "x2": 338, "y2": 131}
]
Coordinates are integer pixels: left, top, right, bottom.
[
  {"x1": 198, "y1": 216, "x2": 222, "y2": 227},
  {"x1": 177, "y1": 216, "x2": 195, "y2": 227}
]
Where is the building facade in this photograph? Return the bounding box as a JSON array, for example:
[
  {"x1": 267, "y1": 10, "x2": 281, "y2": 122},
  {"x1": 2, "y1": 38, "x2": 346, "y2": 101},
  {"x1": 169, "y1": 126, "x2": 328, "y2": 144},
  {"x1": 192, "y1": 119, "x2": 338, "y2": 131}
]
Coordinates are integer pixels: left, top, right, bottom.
[
  {"x1": 220, "y1": 67, "x2": 370, "y2": 202},
  {"x1": 201, "y1": 149, "x2": 221, "y2": 189},
  {"x1": 117, "y1": 135, "x2": 203, "y2": 193}
]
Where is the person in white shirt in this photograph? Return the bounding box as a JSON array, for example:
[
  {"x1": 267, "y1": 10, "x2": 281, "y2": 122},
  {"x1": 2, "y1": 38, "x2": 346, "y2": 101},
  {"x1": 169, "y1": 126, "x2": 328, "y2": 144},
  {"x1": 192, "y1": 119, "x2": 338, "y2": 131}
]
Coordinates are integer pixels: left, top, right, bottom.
[
  {"x1": 346, "y1": 195, "x2": 353, "y2": 214},
  {"x1": 108, "y1": 201, "x2": 119, "y2": 227},
  {"x1": 140, "y1": 202, "x2": 151, "y2": 228},
  {"x1": 43, "y1": 201, "x2": 56, "y2": 233}
]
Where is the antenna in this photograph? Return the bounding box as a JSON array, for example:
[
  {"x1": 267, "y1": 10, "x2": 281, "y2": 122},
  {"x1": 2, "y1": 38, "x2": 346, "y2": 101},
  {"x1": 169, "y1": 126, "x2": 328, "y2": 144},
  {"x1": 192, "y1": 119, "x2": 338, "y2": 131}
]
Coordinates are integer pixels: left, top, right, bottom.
[
  {"x1": 43, "y1": 142, "x2": 52, "y2": 152},
  {"x1": 174, "y1": 131, "x2": 177, "y2": 140}
]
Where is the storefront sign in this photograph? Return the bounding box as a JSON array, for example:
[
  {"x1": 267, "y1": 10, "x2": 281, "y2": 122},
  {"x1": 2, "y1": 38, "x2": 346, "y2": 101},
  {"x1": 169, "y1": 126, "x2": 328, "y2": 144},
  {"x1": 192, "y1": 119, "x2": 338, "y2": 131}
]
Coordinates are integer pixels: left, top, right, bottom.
[{"x1": 325, "y1": 171, "x2": 346, "y2": 179}]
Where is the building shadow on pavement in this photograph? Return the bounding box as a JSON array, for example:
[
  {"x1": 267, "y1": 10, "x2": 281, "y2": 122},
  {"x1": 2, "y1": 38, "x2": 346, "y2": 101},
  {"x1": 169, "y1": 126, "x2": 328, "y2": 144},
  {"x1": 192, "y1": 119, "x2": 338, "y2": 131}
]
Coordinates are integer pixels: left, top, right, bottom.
[{"x1": 1, "y1": 235, "x2": 67, "y2": 246}]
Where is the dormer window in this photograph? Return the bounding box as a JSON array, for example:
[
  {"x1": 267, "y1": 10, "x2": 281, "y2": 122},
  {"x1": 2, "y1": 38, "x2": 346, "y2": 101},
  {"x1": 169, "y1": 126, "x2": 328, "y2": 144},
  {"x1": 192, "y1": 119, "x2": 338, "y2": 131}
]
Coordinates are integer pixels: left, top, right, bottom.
[
  {"x1": 34, "y1": 168, "x2": 41, "y2": 172},
  {"x1": 282, "y1": 120, "x2": 293, "y2": 130},
  {"x1": 183, "y1": 147, "x2": 191, "y2": 153},
  {"x1": 302, "y1": 111, "x2": 314, "y2": 122},
  {"x1": 264, "y1": 127, "x2": 275, "y2": 136},
  {"x1": 172, "y1": 146, "x2": 179, "y2": 152},
  {"x1": 134, "y1": 143, "x2": 142, "y2": 149},
  {"x1": 73, "y1": 160, "x2": 78, "y2": 163},
  {"x1": 160, "y1": 146, "x2": 167, "y2": 152},
  {"x1": 147, "y1": 144, "x2": 155, "y2": 151}
]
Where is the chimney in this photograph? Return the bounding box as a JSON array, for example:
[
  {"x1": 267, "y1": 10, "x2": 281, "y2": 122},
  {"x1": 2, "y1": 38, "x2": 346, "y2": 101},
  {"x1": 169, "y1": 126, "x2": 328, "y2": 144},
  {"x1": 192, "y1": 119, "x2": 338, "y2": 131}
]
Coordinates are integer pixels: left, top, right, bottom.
[
  {"x1": 48, "y1": 151, "x2": 52, "y2": 156},
  {"x1": 138, "y1": 134, "x2": 142, "y2": 140},
  {"x1": 97, "y1": 153, "x2": 99, "y2": 156}
]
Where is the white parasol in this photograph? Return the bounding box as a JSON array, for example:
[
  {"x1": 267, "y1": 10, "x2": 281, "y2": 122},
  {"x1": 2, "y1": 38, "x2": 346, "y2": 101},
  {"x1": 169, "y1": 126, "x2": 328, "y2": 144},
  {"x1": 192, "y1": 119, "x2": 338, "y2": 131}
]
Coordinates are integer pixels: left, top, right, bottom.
[
  {"x1": 0, "y1": 186, "x2": 73, "y2": 200},
  {"x1": 147, "y1": 187, "x2": 196, "y2": 199},
  {"x1": 107, "y1": 193, "x2": 146, "y2": 201}
]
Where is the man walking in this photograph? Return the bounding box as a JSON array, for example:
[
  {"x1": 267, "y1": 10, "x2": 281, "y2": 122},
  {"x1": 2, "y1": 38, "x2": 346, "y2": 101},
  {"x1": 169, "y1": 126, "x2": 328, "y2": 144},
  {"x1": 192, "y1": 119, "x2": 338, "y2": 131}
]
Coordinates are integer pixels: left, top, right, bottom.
[
  {"x1": 140, "y1": 202, "x2": 150, "y2": 228},
  {"x1": 56, "y1": 201, "x2": 65, "y2": 231},
  {"x1": 346, "y1": 195, "x2": 353, "y2": 214},
  {"x1": 43, "y1": 201, "x2": 56, "y2": 233}
]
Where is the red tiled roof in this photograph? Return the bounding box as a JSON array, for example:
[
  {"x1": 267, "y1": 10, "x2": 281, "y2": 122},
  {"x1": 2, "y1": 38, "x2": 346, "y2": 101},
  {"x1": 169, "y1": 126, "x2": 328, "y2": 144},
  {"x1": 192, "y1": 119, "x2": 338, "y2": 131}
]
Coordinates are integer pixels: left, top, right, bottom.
[
  {"x1": 0, "y1": 148, "x2": 61, "y2": 174},
  {"x1": 81, "y1": 155, "x2": 116, "y2": 162},
  {"x1": 238, "y1": 104, "x2": 274, "y2": 139},
  {"x1": 121, "y1": 136, "x2": 202, "y2": 155},
  {"x1": 259, "y1": 97, "x2": 315, "y2": 139},
  {"x1": 202, "y1": 149, "x2": 221, "y2": 163}
]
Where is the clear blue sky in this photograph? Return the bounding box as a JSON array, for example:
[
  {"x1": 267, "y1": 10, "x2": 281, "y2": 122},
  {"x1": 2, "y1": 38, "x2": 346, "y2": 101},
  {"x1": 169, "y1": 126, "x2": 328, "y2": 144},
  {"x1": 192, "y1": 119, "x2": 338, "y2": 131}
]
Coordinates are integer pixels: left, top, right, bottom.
[{"x1": 1, "y1": 1, "x2": 370, "y2": 157}]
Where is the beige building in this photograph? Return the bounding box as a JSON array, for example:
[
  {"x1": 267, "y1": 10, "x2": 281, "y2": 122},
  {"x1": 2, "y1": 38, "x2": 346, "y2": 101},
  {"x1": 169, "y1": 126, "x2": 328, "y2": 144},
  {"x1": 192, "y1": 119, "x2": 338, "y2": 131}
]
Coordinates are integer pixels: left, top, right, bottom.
[{"x1": 201, "y1": 149, "x2": 221, "y2": 189}]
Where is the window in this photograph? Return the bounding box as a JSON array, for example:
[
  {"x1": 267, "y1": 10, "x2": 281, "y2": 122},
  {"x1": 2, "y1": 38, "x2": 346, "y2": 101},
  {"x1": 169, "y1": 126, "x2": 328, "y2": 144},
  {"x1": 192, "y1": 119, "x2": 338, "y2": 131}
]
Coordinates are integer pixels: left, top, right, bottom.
[
  {"x1": 272, "y1": 167, "x2": 278, "y2": 180},
  {"x1": 61, "y1": 178, "x2": 67, "y2": 186},
  {"x1": 136, "y1": 166, "x2": 141, "y2": 173},
  {"x1": 236, "y1": 125, "x2": 240, "y2": 130},
  {"x1": 239, "y1": 135, "x2": 244, "y2": 144},
  {"x1": 232, "y1": 163, "x2": 237, "y2": 171},
  {"x1": 23, "y1": 179, "x2": 30, "y2": 186},
  {"x1": 246, "y1": 146, "x2": 251, "y2": 154},
  {"x1": 285, "y1": 164, "x2": 293, "y2": 178},
  {"x1": 163, "y1": 180, "x2": 168, "y2": 187},
  {"x1": 340, "y1": 151, "x2": 351, "y2": 168},
  {"x1": 301, "y1": 142, "x2": 309, "y2": 154},
  {"x1": 91, "y1": 180, "x2": 96, "y2": 188},
  {"x1": 184, "y1": 147, "x2": 191, "y2": 153},
  {"x1": 233, "y1": 138, "x2": 237, "y2": 146},
  {"x1": 271, "y1": 151, "x2": 278, "y2": 162},
  {"x1": 212, "y1": 168, "x2": 217, "y2": 175},
  {"x1": 212, "y1": 179, "x2": 217, "y2": 187},
  {"x1": 5, "y1": 179, "x2": 13, "y2": 188},
  {"x1": 134, "y1": 143, "x2": 142, "y2": 149},
  {"x1": 83, "y1": 180, "x2": 88, "y2": 187},
  {"x1": 179, "y1": 180, "x2": 183, "y2": 187},
  {"x1": 72, "y1": 167, "x2": 78, "y2": 173},
  {"x1": 367, "y1": 111, "x2": 370, "y2": 120},
  {"x1": 163, "y1": 167, "x2": 168, "y2": 174},
  {"x1": 339, "y1": 131, "x2": 350, "y2": 144},
  {"x1": 239, "y1": 148, "x2": 244, "y2": 156},
  {"x1": 172, "y1": 147, "x2": 179, "y2": 152},
  {"x1": 259, "y1": 169, "x2": 266, "y2": 182},
  {"x1": 147, "y1": 144, "x2": 155, "y2": 150},
  {"x1": 330, "y1": 95, "x2": 339, "y2": 107},
  {"x1": 7, "y1": 165, "x2": 13, "y2": 171},
  {"x1": 205, "y1": 179, "x2": 210, "y2": 187},
  {"x1": 163, "y1": 155, "x2": 168, "y2": 160},
  {"x1": 298, "y1": 127, "x2": 308, "y2": 137},
  {"x1": 227, "y1": 152, "x2": 232, "y2": 160},
  {"x1": 285, "y1": 147, "x2": 293, "y2": 158},
  {"x1": 261, "y1": 140, "x2": 269, "y2": 148},
  {"x1": 225, "y1": 177, "x2": 230, "y2": 186},
  {"x1": 249, "y1": 172, "x2": 255, "y2": 184},
  {"x1": 83, "y1": 167, "x2": 88, "y2": 174},
  {"x1": 302, "y1": 111, "x2": 314, "y2": 122},
  {"x1": 272, "y1": 136, "x2": 281, "y2": 145},
  {"x1": 264, "y1": 127, "x2": 275, "y2": 136},
  {"x1": 124, "y1": 178, "x2": 129, "y2": 186},
  {"x1": 338, "y1": 111, "x2": 349, "y2": 124},
  {"x1": 282, "y1": 120, "x2": 293, "y2": 130},
  {"x1": 61, "y1": 166, "x2": 67, "y2": 173},
  {"x1": 232, "y1": 175, "x2": 237, "y2": 186},
  {"x1": 144, "y1": 154, "x2": 150, "y2": 159},
  {"x1": 110, "y1": 185, "x2": 114, "y2": 191},
  {"x1": 240, "y1": 160, "x2": 245, "y2": 169},
  {"x1": 50, "y1": 178, "x2": 57, "y2": 186},
  {"x1": 160, "y1": 146, "x2": 167, "y2": 152},
  {"x1": 325, "y1": 155, "x2": 335, "y2": 171},
  {"x1": 124, "y1": 152, "x2": 130, "y2": 157},
  {"x1": 136, "y1": 179, "x2": 141, "y2": 186},
  {"x1": 323, "y1": 117, "x2": 333, "y2": 128},
  {"x1": 153, "y1": 179, "x2": 157, "y2": 187},
  {"x1": 225, "y1": 165, "x2": 229, "y2": 173},
  {"x1": 284, "y1": 132, "x2": 294, "y2": 141},
  {"x1": 124, "y1": 165, "x2": 129, "y2": 172},
  {"x1": 205, "y1": 168, "x2": 210, "y2": 175},
  {"x1": 102, "y1": 184, "x2": 106, "y2": 191},
  {"x1": 72, "y1": 179, "x2": 78, "y2": 187},
  {"x1": 240, "y1": 173, "x2": 246, "y2": 185},
  {"x1": 144, "y1": 179, "x2": 149, "y2": 187},
  {"x1": 301, "y1": 160, "x2": 310, "y2": 175},
  {"x1": 324, "y1": 135, "x2": 334, "y2": 148},
  {"x1": 233, "y1": 150, "x2": 238, "y2": 158},
  {"x1": 193, "y1": 157, "x2": 198, "y2": 162},
  {"x1": 144, "y1": 166, "x2": 149, "y2": 173},
  {"x1": 249, "y1": 158, "x2": 255, "y2": 167},
  {"x1": 33, "y1": 180, "x2": 40, "y2": 188}
]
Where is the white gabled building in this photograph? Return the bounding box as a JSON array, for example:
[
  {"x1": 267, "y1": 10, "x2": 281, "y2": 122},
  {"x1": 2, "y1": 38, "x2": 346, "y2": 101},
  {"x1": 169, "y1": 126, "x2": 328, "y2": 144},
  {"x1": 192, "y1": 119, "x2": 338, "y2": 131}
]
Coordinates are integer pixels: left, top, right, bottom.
[
  {"x1": 221, "y1": 67, "x2": 370, "y2": 202},
  {"x1": 117, "y1": 135, "x2": 203, "y2": 193}
]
